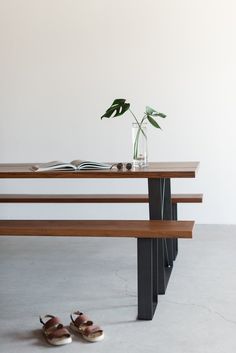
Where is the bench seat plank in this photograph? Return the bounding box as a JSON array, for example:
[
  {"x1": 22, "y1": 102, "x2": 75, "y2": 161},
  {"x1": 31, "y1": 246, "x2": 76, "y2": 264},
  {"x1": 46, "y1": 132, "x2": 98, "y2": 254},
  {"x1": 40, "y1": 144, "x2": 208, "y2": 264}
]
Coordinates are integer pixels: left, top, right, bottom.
[
  {"x1": 0, "y1": 193, "x2": 203, "y2": 204},
  {"x1": 0, "y1": 220, "x2": 194, "y2": 238}
]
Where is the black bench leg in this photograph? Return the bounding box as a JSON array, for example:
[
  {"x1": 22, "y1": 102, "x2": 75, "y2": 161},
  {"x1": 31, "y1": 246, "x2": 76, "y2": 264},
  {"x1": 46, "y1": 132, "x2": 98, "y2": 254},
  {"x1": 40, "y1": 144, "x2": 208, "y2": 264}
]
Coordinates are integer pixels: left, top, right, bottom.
[{"x1": 137, "y1": 238, "x2": 157, "y2": 320}]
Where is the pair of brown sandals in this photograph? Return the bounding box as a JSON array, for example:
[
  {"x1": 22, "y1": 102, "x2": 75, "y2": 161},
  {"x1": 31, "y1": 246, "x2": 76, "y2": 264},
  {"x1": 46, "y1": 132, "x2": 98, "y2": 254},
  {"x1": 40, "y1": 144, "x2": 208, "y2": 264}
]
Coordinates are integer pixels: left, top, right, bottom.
[{"x1": 40, "y1": 310, "x2": 104, "y2": 345}]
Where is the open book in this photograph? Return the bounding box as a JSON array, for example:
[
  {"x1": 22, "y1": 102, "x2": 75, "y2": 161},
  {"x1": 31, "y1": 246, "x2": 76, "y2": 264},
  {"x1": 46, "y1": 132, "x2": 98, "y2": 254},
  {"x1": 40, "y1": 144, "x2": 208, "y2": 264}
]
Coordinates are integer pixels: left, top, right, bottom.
[{"x1": 32, "y1": 160, "x2": 113, "y2": 172}]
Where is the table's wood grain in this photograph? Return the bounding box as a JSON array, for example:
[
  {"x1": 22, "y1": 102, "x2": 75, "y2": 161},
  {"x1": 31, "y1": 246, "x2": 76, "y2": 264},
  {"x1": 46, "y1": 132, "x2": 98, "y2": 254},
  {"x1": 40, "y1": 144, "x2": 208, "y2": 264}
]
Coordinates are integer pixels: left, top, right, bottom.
[{"x1": 0, "y1": 162, "x2": 199, "y2": 179}]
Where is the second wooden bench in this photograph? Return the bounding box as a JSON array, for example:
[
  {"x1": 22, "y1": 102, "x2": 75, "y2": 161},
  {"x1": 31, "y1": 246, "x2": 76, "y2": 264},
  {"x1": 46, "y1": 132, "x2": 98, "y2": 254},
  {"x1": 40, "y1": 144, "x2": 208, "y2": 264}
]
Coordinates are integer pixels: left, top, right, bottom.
[{"x1": 0, "y1": 192, "x2": 203, "y2": 261}]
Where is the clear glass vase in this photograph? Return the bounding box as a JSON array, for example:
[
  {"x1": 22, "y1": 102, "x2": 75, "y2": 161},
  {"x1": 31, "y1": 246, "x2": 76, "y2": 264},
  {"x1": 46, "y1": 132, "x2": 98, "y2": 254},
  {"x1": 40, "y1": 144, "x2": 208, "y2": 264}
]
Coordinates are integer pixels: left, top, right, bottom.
[{"x1": 132, "y1": 122, "x2": 148, "y2": 168}]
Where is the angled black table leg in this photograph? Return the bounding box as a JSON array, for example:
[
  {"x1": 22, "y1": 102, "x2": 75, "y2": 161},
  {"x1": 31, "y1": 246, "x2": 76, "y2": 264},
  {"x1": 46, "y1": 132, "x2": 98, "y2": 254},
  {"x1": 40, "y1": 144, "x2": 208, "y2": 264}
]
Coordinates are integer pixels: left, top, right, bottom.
[
  {"x1": 137, "y1": 238, "x2": 157, "y2": 320},
  {"x1": 148, "y1": 178, "x2": 173, "y2": 295},
  {"x1": 160, "y1": 178, "x2": 174, "y2": 293},
  {"x1": 148, "y1": 178, "x2": 164, "y2": 295}
]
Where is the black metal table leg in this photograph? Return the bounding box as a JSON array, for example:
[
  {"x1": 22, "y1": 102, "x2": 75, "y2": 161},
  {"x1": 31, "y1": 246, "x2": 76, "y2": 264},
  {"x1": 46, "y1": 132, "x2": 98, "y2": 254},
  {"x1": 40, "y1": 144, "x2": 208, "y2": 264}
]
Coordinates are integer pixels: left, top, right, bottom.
[
  {"x1": 148, "y1": 178, "x2": 173, "y2": 295},
  {"x1": 162, "y1": 178, "x2": 173, "y2": 263},
  {"x1": 137, "y1": 238, "x2": 157, "y2": 320}
]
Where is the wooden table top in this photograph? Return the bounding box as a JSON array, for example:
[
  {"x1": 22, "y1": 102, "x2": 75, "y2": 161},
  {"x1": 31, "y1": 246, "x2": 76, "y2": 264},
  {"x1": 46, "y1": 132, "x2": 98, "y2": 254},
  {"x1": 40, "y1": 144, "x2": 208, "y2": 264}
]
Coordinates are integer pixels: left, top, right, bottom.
[{"x1": 0, "y1": 162, "x2": 199, "y2": 179}]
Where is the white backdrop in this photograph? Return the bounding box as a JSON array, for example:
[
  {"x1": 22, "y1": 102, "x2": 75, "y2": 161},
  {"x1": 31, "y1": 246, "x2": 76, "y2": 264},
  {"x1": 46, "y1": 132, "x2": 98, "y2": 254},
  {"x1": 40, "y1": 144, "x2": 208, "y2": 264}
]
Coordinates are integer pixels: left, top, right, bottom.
[{"x1": 0, "y1": 0, "x2": 236, "y2": 223}]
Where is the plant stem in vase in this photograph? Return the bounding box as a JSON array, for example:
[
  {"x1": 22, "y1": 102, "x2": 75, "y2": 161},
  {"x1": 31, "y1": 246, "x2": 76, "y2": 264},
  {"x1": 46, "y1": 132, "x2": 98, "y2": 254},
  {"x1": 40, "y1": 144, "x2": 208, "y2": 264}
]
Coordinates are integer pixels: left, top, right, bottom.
[
  {"x1": 132, "y1": 122, "x2": 148, "y2": 167},
  {"x1": 100, "y1": 99, "x2": 166, "y2": 167}
]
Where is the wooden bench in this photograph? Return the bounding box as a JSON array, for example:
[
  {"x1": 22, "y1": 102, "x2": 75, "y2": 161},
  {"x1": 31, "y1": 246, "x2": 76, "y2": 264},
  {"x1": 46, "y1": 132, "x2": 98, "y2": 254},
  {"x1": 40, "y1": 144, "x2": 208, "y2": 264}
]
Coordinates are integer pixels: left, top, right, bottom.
[
  {"x1": 0, "y1": 193, "x2": 203, "y2": 204},
  {"x1": 0, "y1": 192, "x2": 201, "y2": 319},
  {"x1": 0, "y1": 193, "x2": 202, "y2": 261},
  {"x1": 0, "y1": 192, "x2": 202, "y2": 268},
  {"x1": 0, "y1": 219, "x2": 194, "y2": 320},
  {"x1": 0, "y1": 219, "x2": 194, "y2": 237}
]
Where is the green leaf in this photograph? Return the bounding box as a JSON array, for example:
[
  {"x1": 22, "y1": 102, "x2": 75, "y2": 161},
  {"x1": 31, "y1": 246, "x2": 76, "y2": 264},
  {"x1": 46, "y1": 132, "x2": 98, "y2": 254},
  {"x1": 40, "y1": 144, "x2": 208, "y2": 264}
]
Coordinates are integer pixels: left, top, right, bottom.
[
  {"x1": 146, "y1": 106, "x2": 157, "y2": 115},
  {"x1": 156, "y1": 112, "x2": 166, "y2": 118},
  {"x1": 147, "y1": 115, "x2": 161, "y2": 129},
  {"x1": 146, "y1": 106, "x2": 166, "y2": 118},
  {"x1": 101, "y1": 99, "x2": 130, "y2": 119}
]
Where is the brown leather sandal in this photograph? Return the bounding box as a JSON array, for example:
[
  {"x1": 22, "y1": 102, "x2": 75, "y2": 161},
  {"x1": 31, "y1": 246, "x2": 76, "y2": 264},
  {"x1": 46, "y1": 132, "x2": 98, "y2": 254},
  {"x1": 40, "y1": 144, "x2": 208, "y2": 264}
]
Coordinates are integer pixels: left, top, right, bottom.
[
  {"x1": 39, "y1": 315, "x2": 72, "y2": 346},
  {"x1": 70, "y1": 311, "x2": 104, "y2": 342}
]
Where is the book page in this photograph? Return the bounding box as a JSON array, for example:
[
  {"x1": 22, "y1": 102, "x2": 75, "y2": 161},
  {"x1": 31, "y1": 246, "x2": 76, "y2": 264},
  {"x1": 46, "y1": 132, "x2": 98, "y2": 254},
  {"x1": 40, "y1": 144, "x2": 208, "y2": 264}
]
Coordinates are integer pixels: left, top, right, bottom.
[
  {"x1": 71, "y1": 160, "x2": 112, "y2": 170},
  {"x1": 32, "y1": 161, "x2": 76, "y2": 171}
]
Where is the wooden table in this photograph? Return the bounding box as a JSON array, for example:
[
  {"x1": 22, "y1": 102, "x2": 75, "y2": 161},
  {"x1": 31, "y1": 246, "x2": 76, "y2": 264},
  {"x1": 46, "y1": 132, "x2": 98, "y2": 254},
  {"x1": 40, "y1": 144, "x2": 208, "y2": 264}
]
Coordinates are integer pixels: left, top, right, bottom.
[{"x1": 0, "y1": 162, "x2": 199, "y2": 319}]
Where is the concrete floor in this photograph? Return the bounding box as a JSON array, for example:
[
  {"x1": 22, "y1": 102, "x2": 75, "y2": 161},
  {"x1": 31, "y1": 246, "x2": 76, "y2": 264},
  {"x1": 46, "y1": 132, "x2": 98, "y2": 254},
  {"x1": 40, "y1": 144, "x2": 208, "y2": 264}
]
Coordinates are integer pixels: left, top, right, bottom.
[{"x1": 0, "y1": 224, "x2": 236, "y2": 353}]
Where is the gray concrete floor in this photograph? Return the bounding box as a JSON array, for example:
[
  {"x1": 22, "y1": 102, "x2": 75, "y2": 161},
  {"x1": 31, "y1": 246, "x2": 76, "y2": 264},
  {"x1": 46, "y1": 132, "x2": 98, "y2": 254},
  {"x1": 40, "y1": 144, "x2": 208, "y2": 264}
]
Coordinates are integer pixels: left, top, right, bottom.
[{"x1": 0, "y1": 225, "x2": 236, "y2": 353}]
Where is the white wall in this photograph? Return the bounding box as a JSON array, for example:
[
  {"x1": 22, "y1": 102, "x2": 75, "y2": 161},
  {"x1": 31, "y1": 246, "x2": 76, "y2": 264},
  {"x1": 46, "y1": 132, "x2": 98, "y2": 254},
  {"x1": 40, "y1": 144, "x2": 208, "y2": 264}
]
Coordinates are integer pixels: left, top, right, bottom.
[{"x1": 0, "y1": 0, "x2": 236, "y2": 223}]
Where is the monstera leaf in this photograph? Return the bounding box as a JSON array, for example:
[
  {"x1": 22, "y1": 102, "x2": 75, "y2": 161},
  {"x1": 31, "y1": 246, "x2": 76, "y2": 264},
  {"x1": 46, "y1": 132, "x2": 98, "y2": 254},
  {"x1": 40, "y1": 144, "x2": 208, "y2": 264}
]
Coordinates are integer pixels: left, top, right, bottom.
[
  {"x1": 101, "y1": 99, "x2": 130, "y2": 119},
  {"x1": 145, "y1": 106, "x2": 166, "y2": 129},
  {"x1": 101, "y1": 98, "x2": 167, "y2": 162},
  {"x1": 101, "y1": 98, "x2": 166, "y2": 131}
]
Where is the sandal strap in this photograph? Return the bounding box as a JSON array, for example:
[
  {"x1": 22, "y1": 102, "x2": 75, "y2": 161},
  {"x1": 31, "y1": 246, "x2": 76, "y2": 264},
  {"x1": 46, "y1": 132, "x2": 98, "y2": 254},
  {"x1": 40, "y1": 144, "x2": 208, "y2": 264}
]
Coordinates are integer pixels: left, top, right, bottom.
[
  {"x1": 39, "y1": 314, "x2": 54, "y2": 325},
  {"x1": 47, "y1": 327, "x2": 71, "y2": 340},
  {"x1": 41, "y1": 316, "x2": 62, "y2": 331},
  {"x1": 71, "y1": 312, "x2": 91, "y2": 326}
]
